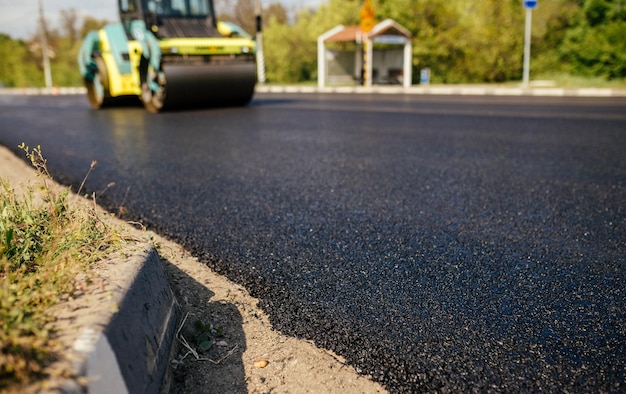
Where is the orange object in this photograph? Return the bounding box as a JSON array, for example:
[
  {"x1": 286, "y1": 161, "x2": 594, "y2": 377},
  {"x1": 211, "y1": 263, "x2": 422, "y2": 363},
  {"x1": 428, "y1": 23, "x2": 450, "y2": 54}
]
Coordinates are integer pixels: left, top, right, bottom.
[{"x1": 360, "y1": 0, "x2": 376, "y2": 32}]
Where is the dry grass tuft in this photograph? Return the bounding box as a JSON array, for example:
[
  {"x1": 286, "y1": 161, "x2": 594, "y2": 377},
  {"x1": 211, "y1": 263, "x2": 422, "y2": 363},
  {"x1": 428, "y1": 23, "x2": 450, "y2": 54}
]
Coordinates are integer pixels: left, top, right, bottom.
[{"x1": 0, "y1": 144, "x2": 123, "y2": 390}]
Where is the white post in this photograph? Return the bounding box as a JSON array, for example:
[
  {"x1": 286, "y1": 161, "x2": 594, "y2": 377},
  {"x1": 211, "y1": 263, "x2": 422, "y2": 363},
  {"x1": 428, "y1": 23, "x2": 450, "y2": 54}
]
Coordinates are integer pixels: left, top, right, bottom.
[
  {"x1": 522, "y1": 7, "x2": 532, "y2": 88},
  {"x1": 255, "y1": 0, "x2": 266, "y2": 84},
  {"x1": 403, "y1": 40, "x2": 412, "y2": 88},
  {"x1": 39, "y1": 0, "x2": 52, "y2": 89},
  {"x1": 317, "y1": 36, "x2": 326, "y2": 88},
  {"x1": 365, "y1": 38, "x2": 373, "y2": 87}
]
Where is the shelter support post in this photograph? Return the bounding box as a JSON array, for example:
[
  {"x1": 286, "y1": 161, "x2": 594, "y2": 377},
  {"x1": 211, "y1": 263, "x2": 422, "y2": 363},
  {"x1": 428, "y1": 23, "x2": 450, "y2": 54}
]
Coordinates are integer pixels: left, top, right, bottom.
[
  {"x1": 317, "y1": 25, "x2": 346, "y2": 89},
  {"x1": 403, "y1": 41, "x2": 412, "y2": 88},
  {"x1": 365, "y1": 38, "x2": 373, "y2": 87},
  {"x1": 317, "y1": 36, "x2": 326, "y2": 88}
]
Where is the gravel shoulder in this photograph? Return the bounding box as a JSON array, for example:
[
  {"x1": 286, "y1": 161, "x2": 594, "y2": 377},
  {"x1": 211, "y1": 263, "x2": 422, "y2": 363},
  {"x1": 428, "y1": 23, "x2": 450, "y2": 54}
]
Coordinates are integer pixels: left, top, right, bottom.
[{"x1": 0, "y1": 145, "x2": 386, "y2": 393}]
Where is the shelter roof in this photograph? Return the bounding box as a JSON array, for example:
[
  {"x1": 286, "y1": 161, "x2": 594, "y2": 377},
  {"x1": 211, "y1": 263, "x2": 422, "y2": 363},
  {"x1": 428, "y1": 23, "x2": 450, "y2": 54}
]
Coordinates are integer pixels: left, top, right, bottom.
[
  {"x1": 324, "y1": 26, "x2": 364, "y2": 43},
  {"x1": 321, "y1": 19, "x2": 412, "y2": 43}
]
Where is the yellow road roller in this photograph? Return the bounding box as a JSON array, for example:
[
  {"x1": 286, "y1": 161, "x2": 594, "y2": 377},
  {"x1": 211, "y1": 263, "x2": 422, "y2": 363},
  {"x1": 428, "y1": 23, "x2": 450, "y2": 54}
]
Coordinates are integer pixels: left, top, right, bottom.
[{"x1": 78, "y1": 0, "x2": 257, "y2": 112}]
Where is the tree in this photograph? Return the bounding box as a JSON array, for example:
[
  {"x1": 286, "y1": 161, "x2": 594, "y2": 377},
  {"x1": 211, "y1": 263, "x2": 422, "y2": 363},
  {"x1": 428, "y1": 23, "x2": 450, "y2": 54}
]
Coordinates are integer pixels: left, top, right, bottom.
[
  {"x1": 532, "y1": 0, "x2": 581, "y2": 75},
  {"x1": 13, "y1": 12, "x2": 111, "y2": 88},
  {"x1": 217, "y1": 0, "x2": 253, "y2": 35},
  {"x1": 0, "y1": 34, "x2": 43, "y2": 87},
  {"x1": 60, "y1": 9, "x2": 80, "y2": 46},
  {"x1": 233, "y1": 0, "x2": 256, "y2": 35},
  {"x1": 459, "y1": 0, "x2": 524, "y2": 82},
  {"x1": 79, "y1": 16, "x2": 109, "y2": 39},
  {"x1": 263, "y1": 0, "x2": 361, "y2": 82},
  {"x1": 217, "y1": 0, "x2": 287, "y2": 34},
  {"x1": 265, "y1": 2, "x2": 288, "y2": 25},
  {"x1": 559, "y1": 0, "x2": 626, "y2": 79},
  {"x1": 263, "y1": 9, "x2": 317, "y2": 82},
  {"x1": 379, "y1": 0, "x2": 468, "y2": 83}
]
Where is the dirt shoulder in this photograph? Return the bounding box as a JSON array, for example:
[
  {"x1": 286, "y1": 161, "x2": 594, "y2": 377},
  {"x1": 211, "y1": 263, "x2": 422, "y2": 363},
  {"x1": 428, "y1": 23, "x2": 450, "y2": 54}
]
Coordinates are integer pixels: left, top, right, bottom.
[{"x1": 0, "y1": 145, "x2": 386, "y2": 393}]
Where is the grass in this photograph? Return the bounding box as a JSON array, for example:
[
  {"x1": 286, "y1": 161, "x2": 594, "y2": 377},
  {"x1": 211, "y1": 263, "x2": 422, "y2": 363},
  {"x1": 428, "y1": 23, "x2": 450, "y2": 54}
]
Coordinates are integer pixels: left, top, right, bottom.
[{"x1": 0, "y1": 144, "x2": 123, "y2": 390}]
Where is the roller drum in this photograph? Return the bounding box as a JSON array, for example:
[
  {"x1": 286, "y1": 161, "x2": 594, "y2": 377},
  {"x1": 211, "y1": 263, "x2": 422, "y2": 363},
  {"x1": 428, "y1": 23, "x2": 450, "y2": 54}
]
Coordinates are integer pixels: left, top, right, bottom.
[{"x1": 160, "y1": 62, "x2": 256, "y2": 110}]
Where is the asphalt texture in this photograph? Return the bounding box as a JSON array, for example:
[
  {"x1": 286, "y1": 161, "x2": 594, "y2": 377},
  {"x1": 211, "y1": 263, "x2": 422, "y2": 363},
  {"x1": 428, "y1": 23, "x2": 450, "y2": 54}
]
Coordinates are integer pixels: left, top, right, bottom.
[{"x1": 1, "y1": 93, "x2": 625, "y2": 392}]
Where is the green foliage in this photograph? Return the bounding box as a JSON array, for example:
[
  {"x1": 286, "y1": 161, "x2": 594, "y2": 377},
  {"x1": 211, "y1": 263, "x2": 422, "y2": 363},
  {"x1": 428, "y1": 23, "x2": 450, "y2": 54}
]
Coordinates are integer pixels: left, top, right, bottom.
[
  {"x1": 0, "y1": 35, "x2": 43, "y2": 88},
  {"x1": 49, "y1": 37, "x2": 85, "y2": 87},
  {"x1": 264, "y1": 0, "x2": 361, "y2": 83},
  {"x1": 532, "y1": 0, "x2": 581, "y2": 73},
  {"x1": 377, "y1": 0, "x2": 469, "y2": 83},
  {"x1": 1, "y1": 144, "x2": 120, "y2": 389},
  {"x1": 1, "y1": 1, "x2": 624, "y2": 87},
  {"x1": 264, "y1": 10, "x2": 319, "y2": 82},
  {"x1": 0, "y1": 13, "x2": 108, "y2": 88},
  {"x1": 558, "y1": 0, "x2": 626, "y2": 79},
  {"x1": 261, "y1": 0, "x2": 625, "y2": 84},
  {"x1": 264, "y1": 3, "x2": 289, "y2": 25}
]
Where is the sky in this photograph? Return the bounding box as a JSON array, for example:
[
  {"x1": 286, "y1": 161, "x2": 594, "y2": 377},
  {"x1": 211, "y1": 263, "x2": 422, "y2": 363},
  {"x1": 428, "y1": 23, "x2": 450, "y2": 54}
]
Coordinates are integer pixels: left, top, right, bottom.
[{"x1": 0, "y1": 0, "x2": 320, "y2": 40}]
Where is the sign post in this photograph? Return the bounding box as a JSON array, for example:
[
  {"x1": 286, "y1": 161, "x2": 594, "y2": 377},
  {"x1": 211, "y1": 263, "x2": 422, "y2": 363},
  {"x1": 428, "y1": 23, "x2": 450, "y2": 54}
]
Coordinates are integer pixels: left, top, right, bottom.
[
  {"x1": 255, "y1": 0, "x2": 266, "y2": 84},
  {"x1": 360, "y1": 0, "x2": 376, "y2": 87},
  {"x1": 522, "y1": 0, "x2": 537, "y2": 87}
]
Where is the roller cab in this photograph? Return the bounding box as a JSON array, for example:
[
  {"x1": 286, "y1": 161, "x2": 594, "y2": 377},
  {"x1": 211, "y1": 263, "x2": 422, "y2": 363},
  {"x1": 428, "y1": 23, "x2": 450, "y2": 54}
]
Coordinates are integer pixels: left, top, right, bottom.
[{"x1": 78, "y1": 0, "x2": 257, "y2": 112}]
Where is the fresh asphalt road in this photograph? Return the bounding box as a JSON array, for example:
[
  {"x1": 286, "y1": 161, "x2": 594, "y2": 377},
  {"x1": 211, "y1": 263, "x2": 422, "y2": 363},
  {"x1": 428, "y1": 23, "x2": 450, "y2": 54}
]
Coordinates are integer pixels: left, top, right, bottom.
[{"x1": 1, "y1": 92, "x2": 625, "y2": 392}]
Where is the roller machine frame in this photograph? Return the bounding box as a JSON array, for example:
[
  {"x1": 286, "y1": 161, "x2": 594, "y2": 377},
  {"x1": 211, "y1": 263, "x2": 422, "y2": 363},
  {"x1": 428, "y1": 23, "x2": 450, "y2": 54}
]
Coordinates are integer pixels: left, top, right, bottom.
[{"x1": 78, "y1": 0, "x2": 257, "y2": 112}]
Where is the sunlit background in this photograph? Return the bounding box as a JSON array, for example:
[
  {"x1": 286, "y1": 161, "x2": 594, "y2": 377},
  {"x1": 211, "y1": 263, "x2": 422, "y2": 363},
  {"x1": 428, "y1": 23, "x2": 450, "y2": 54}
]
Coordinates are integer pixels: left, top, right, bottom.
[
  {"x1": 0, "y1": 0, "x2": 624, "y2": 88},
  {"x1": 0, "y1": 0, "x2": 315, "y2": 39}
]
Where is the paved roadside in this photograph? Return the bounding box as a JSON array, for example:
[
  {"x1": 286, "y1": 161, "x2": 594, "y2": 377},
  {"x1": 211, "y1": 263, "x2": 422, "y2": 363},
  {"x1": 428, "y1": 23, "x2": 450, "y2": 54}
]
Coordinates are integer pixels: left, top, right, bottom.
[
  {"x1": 258, "y1": 84, "x2": 626, "y2": 97},
  {"x1": 0, "y1": 145, "x2": 386, "y2": 393}
]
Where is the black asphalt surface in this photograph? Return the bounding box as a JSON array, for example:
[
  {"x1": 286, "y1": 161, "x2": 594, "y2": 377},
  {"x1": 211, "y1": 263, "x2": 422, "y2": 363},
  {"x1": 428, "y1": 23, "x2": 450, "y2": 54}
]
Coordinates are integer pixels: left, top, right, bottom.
[{"x1": 1, "y1": 92, "x2": 625, "y2": 392}]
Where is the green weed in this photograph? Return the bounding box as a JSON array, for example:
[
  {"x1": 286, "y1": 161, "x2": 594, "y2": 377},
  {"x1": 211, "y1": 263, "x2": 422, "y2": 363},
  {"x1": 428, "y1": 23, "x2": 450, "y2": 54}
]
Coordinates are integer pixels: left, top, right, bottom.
[
  {"x1": 193, "y1": 319, "x2": 224, "y2": 353},
  {"x1": 0, "y1": 144, "x2": 121, "y2": 389}
]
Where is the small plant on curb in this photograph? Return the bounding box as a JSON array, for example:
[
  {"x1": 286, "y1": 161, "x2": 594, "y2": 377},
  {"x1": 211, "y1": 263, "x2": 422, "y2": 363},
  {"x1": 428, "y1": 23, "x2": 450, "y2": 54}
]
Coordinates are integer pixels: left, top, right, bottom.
[
  {"x1": 194, "y1": 319, "x2": 224, "y2": 353},
  {"x1": 0, "y1": 144, "x2": 122, "y2": 390},
  {"x1": 175, "y1": 312, "x2": 237, "y2": 365}
]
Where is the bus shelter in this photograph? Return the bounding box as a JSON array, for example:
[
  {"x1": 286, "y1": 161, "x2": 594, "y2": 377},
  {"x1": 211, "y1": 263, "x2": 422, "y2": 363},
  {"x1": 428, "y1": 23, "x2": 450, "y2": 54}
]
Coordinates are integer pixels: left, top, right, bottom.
[{"x1": 317, "y1": 19, "x2": 412, "y2": 88}]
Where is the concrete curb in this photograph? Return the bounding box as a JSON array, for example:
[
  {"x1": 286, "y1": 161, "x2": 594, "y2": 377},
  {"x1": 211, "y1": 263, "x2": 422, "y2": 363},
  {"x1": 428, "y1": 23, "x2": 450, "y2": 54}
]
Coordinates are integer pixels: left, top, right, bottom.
[
  {"x1": 255, "y1": 84, "x2": 626, "y2": 97},
  {"x1": 1, "y1": 85, "x2": 625, "y2": 97},
  {"x1": 62, "y1": 244, "x2": 179, "y2": 393},
  {"x1": 0, "y1": 87, "x2": 87, "y2": 96}
]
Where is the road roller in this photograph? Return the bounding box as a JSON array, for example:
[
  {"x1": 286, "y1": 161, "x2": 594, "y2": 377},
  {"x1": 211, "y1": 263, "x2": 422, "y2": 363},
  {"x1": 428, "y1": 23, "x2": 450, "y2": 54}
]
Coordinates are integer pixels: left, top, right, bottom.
[{"x1": 77, "y1": 0, "x2": 257, "y2": 112}]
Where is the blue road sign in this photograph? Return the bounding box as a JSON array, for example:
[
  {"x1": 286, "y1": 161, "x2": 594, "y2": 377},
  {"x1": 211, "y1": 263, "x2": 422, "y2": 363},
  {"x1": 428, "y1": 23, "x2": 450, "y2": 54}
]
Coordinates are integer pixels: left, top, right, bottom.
[{"x1": 524, "y1": 0, "x2": 538, "y2": 8}]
